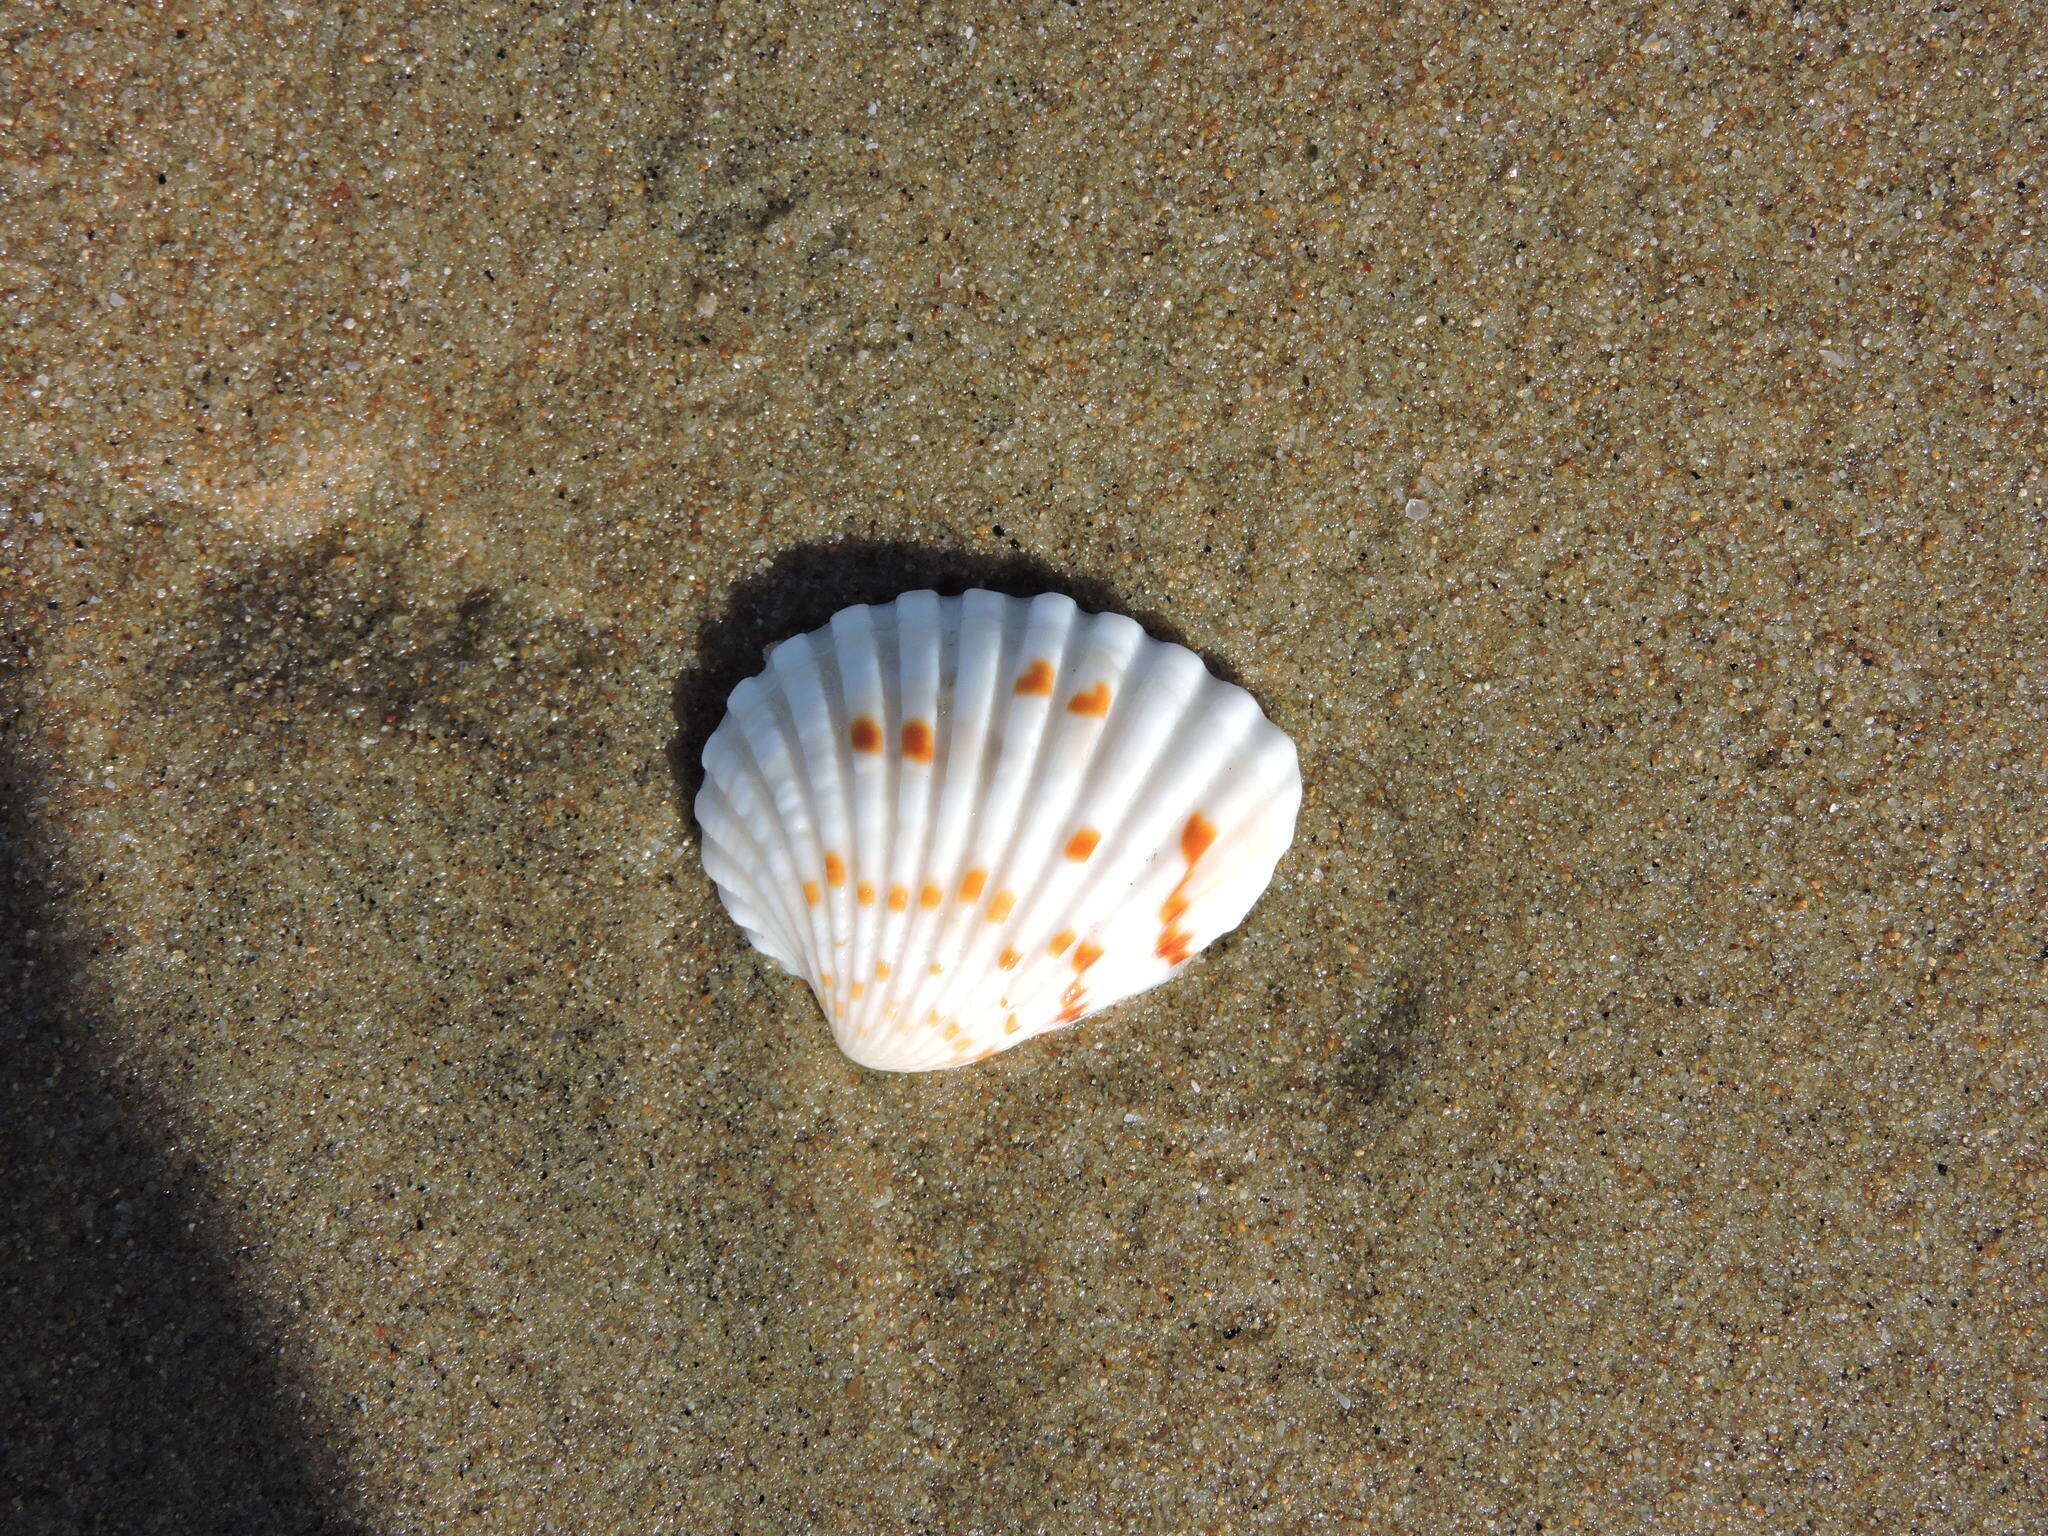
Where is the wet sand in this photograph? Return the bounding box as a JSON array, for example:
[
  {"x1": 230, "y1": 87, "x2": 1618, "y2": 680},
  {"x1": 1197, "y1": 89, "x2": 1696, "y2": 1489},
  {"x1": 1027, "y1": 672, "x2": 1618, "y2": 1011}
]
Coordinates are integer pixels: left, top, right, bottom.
[{"x1": 4, "y1": 3, "x2": 2043, "y2": 1531}]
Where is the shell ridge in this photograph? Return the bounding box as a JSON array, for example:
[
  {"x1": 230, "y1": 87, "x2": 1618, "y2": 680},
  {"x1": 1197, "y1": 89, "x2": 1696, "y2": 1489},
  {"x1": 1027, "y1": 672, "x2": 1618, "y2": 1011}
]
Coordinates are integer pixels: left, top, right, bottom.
[
  {"x1": 912, "y1": 593, "x2": 1087, "y2": 1044},
  {"x1": 888, "y1": 591, "x2": 1033, "y2": 1057},
  {"x1": 851, "y1": 598, "x2": 919, "y2": 1043},
  {"x1": 699, "y1": 732, "x2": 808, "y2": 974},
  {"x1": 1079, "y1": 710, "x2": 1295, "y2": 994},
  {"x1": 895, "y1": 590, "x2": 1047, "y2": 1055},
  {"x1": 870, "y1": 600, "x2": 921, "y2": 1043},
  {"x1": 1069, "y1": 742, "x2": 1297, "y2": 1011},
  {"x1": 827, "y1": 611, "x2": 867, "y2": 1035},
  {"x1": 705, "y1": 716, "x2": 833, "y2": 980},
  {"x1": 1158, "y1": 738, "x2": 1303, "y2": 942},
  {"x1": 768, "y1": 636, "x2": 860, "y2": 1028},
  {"x1": 732, "y1": 684, "x2": 841, "y2": 999},
  {"x1": 696, "y1": 771, "x2": 807, "y2": 973},
  {"x1": 831, "y1": 604, "x2": 894, "y2": 1037},
  {"x1": 874, "y1": 593, "x2": 950, "y2": 1052},
  {"x1": 1002, "y1": 690, "x2": 1268, "y2": 1031},
  {"x1": 993, "y1": 630, "x2": 1196, "y2": 1023},
  {"x1": 968, "y1": 612, "x2": 1159, "y2": 1026},
  {"x1": 696, "y1": 830, "x2": 771, "y2": 954},
  {"x1": 811, "y1": 618, "x2": 876, "y2": 1032},
  {"x1": 922, "y1": 600, "x2": 1098, "y2": 1031},
  {"x1": 824, "y1": 623, "x2": 883, "y2": 1031}
]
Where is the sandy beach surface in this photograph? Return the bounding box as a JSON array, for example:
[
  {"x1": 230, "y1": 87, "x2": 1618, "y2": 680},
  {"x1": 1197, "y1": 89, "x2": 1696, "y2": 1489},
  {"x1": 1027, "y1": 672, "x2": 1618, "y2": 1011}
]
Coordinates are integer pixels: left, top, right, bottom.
[{"x1": 4, "y1": 3, "x2": 2043, "y2": 1531}]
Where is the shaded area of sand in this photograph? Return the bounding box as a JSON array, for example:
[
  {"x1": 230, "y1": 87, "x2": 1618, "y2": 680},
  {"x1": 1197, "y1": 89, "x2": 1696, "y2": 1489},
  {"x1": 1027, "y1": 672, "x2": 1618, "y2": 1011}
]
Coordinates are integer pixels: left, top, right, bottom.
[{"x1": 4, "y1": 3, "x2": 2042, "y2": 1530}]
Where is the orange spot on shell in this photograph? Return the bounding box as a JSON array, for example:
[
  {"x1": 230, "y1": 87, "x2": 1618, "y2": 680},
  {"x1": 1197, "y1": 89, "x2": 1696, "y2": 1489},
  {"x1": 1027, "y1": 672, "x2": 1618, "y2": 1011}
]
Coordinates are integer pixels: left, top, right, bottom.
[
  {"x1": 929, "y1": 962, "x2": 943, "y2": 974},
  {"x1": 857, "y1": 881, "x2": 876, "y2": 906},
  {"x1": 902, "y1": 719, "x2": 934, "y2": 762},
  {"x1": 1065, "y1": 827, "x2": 1100, "y2": 860},
  {"x1": 987, "y1": 890, "x2": 1015, "y2": 922},
  {"x1": 875, "y1": 960, "x2": 891, "y2": 979},
  {"x1": 1056, "y1": 1000, "x2": 1086, "y2": 1024},
  {"x1": 1072, "y1": 941, "x2": 1103, "y2": 973},
  {"x1": 1048, "y1": 929, "x2": 1075, "y2": 955},
  {"x1": 1067, "y1": 681, "x2": 1111, "y2": 716},
  {"x1": 1014, "y1": 659, "x2": 1055, "y2": 695},
  {"x1": 1062, "y1": 980, "x2": 1085, "y2": 1005},
  {"x1": 850, "y1": 716, "x2": 882, "y2": 753},
  {"x1": 941, "y1": 1020, "x2": 960, "y2": 1041},
  {"x1": 824, "y1": 852, "x2": 847, "y2": 886},
  {"x1": 1158, "y1": 927, "x2": 1193, "y2": 966},
  {"x1": 998, "y1": 946, "x2": 1020, "y2": 970},
  {"x1": 850, "y1": 981, "x2": 865, "y2": 999},
  {"x1": 1004, "y1": 1014, "x2": 1021, "y2": 1035},
  {"x1": 803, "y1": 881, "x2": 822, "y2": 905},
  {"x1": 1157, "y1": 819, "x2": 1214, "y2": 930},
  {"x1": 919, "y1": 883, "x2": 943, "y2": 909},
  {"x1": 887, "y1": 884, "x2": 909, "y2": 911},
  {"x1": 958, "y1": 867, "x2": 987, "y2": 902}
]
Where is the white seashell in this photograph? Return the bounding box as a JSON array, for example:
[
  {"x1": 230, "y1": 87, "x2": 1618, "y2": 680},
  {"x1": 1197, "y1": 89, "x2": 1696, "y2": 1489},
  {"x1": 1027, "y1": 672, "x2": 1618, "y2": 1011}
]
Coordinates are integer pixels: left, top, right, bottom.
[{"x1": 695, "y1": 589, "x2": 1301, "y2": 1071}]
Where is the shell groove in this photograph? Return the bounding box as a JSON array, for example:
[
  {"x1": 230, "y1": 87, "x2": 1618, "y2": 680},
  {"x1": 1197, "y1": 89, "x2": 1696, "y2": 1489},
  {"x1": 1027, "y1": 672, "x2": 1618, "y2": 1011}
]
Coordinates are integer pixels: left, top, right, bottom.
[{"x1": 695, "y1": 589, "x2": 1301, "y2": 1071}]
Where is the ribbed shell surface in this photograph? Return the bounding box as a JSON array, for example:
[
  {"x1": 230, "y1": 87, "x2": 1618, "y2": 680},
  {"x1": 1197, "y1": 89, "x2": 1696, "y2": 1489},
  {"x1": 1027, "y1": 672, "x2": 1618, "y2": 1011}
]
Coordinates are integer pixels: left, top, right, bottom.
[{"x1": 695, "y1": 589, "x2": 1301, "y2": 1071}]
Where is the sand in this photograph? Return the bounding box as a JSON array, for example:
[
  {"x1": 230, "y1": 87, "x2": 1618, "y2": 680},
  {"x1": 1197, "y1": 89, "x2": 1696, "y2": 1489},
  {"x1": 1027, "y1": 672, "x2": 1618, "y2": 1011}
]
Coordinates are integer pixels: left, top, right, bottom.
[{"x1": 4, "y1": 2, "x2": 2043, "y2": 1530}]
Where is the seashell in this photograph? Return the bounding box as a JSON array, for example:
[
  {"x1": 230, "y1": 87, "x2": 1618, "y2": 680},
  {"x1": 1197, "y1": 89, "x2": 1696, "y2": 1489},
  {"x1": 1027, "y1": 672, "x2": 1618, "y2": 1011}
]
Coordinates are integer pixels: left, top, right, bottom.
[{"x1": 695, "y1": 589, "x2": 1300, "y2": 1071}]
